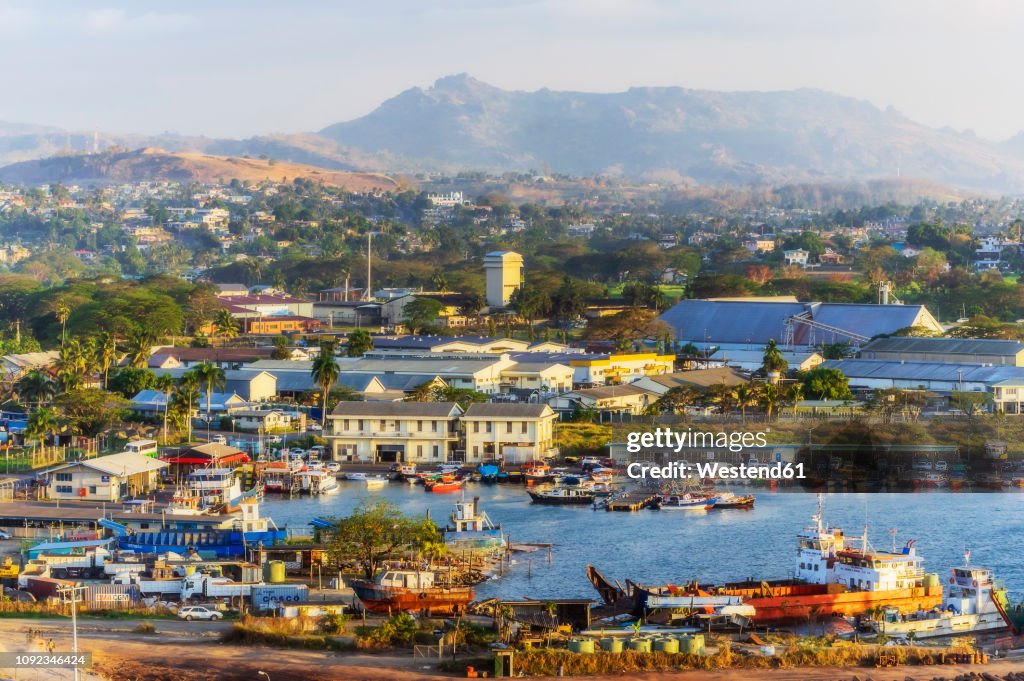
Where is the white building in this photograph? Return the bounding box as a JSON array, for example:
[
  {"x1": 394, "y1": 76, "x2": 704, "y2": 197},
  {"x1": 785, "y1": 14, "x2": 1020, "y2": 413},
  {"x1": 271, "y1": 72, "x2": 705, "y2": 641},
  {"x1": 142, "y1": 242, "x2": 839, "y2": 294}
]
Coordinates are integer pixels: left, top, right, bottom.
[
  {"x1": 461, "y1": 403, "x2": 557, "y2": 463},
  {"x1": 327, "y1": 402, "x2": 463, "y2": 463},
  {"x1": 483, "y1": 251, "x2": 523, "y2": 308},
  {"x1": 44, "y1": 452, "x2": 168, "y2": 501}
]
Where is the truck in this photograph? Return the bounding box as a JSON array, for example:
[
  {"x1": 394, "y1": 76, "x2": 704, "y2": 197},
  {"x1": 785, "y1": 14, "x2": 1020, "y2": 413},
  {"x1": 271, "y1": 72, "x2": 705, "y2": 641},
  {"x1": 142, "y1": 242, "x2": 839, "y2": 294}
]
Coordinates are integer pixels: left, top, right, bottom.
[
  {"x1": 22, "y1": 547, "x2": 111, "y2": 580},
  {"x1": 181, "y1": 574, "x2": 259, "y2": 600}
]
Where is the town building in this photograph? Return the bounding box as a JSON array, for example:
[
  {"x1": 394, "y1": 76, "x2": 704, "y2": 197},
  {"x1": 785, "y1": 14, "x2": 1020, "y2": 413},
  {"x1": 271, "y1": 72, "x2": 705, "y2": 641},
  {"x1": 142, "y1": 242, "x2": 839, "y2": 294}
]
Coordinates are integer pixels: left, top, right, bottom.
[
  {"x1": 631, "y1": 368, "x2": 750, "y2": 395},
  {"x1": 567, "y1": 352, "x2": 675, "y2": 387},
  {"x1": 327, "y1": 402, "x2": 463, "y2": 463},
  {"x1": 44, "y1": 452, "x2": 168, "y2": 501},
  {"x1": 483, "y1": 251, "x2": 524, "y2": 308},
  {"x1": 857, "y1": 337, "x2": 1024, "y2": 367},
  {"x1": 549, "y1": 384, "x2": 656, "y2": 420},
  {"x1": 461, "y1": 403, "x2": 558, "y2": 463}
]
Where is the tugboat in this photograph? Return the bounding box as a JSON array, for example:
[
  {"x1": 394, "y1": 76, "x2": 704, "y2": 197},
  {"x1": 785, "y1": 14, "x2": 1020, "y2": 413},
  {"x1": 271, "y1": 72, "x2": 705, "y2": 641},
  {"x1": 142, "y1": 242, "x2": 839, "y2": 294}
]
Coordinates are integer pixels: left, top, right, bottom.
[
  {"x1": 443, "y1": 496, "x2": 505, "y2": 551},
  {"x1": 873, "y1": 555, "x2": 1010, "y2": 638},
  {"x1": 350, "y1": 569, "x2": 473, "y2": 615},
  {"x1": 591, "y1": 495, "x2": 943, "y2": 625},
  {"x1": 527, "y1": 485, "x2": 595, "y2": 505}
]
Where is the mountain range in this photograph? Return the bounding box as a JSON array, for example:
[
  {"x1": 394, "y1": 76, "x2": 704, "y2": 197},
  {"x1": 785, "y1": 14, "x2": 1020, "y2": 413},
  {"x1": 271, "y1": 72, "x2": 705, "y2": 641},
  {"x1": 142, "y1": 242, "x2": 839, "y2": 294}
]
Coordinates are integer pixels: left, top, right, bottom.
[{"x1": 4, "y1": 74, "x2": 1024, "y2": 192}]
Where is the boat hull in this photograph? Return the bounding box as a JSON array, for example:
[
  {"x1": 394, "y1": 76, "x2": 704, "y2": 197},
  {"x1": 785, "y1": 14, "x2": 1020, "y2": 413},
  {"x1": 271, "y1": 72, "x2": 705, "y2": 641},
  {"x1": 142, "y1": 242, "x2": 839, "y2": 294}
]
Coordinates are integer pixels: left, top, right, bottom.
[
  {"x1": 876, "y1": 612, "x2": 1007, "y2": 638},
  {"x1": 528, "y1": 491, "x2": 595, "y2": 505},
  {"x1": 637, "y1": 581, "x2": 943, "y2": 625},
  {"x1": 350, "y1": 580, "x2": 473, "y2": 614}
]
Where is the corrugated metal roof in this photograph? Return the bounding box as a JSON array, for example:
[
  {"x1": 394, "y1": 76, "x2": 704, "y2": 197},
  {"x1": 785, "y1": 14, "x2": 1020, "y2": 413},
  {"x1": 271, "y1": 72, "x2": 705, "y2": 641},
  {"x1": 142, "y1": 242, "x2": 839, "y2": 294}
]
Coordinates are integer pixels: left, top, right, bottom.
[
  {"x1": 463, "y1": 403, "x2": 553, "y2": 418},
  {"x1": 566, "y1": 385, "x2": 656, "y2": 399},
  {"x1": 824, "y1": 359, "x2": 1024, "y2": 383},
  {"x1": 49, "y1": 452, "x2": 168, "y2": 476},
  {"x1": 330, "y1": 402, "x2": 462, "y2": 417},
  {"x1": 860, "y1": 337, "x2": 1024, "y2": 356},
  {"x1": 646, "y1": 368, "x2": 749, "y2": 389}
]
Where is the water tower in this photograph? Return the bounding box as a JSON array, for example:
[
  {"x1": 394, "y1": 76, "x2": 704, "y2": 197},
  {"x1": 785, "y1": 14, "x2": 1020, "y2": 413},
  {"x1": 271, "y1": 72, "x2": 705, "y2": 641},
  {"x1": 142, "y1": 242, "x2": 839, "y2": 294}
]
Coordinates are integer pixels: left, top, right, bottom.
[{"x1": 483, "y1": 251, "x2": 524, "y2": 308}]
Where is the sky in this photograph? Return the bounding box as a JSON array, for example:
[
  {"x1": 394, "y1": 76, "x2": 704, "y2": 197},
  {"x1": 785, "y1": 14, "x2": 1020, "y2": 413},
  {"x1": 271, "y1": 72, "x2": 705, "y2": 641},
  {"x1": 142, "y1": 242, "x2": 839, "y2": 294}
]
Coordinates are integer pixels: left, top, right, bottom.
[{"x1": 1, "y1": 0, "x2": 1022, "y2": 140}]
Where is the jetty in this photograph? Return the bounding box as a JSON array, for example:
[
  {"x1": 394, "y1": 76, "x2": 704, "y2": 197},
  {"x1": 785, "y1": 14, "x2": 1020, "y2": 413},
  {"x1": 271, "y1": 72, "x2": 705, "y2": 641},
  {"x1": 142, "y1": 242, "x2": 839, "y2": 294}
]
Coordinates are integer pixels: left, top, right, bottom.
[{"x1": 606, "y1": 491, "x2": 658, "y2": 512}]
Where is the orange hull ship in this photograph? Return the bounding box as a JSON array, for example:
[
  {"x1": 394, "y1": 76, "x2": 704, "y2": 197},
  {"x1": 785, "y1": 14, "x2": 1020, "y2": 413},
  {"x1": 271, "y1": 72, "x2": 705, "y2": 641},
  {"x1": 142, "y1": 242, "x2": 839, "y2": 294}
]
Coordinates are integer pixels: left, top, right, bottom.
[
  {"x1": 593, "y1": 496, "x2": 943, "y2": 626},
  {"x1": 351, "y1": 569, "x2": 473, "y2": 615}
]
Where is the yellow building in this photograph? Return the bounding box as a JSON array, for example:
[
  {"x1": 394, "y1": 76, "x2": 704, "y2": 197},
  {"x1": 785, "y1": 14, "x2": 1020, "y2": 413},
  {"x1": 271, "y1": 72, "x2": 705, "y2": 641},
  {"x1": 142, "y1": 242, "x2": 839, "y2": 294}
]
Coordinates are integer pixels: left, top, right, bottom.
[{"x1": 569, "y1": 352, "x2": 675, "y2": 387}]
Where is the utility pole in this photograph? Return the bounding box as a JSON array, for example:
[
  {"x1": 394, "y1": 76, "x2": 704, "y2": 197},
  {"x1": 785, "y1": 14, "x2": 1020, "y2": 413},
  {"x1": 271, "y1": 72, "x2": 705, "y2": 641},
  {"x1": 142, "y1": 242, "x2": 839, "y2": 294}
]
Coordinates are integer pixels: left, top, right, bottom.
[
  {"x1": 364, "y1": 232, "x2": 373, "y2": 302},
  {"x1": 57, "y1": 583, "x2": 85, "y2": 681}
]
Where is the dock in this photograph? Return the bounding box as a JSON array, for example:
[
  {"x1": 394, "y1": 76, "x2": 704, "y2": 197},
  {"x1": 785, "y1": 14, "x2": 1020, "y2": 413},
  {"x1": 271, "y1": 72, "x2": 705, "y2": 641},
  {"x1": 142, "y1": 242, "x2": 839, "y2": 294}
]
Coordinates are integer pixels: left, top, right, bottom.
[{"x1": 606, "y1": 491, "x2": 658, "y2": 512}]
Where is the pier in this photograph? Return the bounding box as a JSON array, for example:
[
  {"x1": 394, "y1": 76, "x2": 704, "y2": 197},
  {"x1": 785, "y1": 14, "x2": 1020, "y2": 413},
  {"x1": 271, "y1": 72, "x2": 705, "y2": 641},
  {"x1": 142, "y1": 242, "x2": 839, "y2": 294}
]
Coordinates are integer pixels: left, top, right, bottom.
[{"x1": 606, "y1": 491, "x2": 658, "y2": 512}]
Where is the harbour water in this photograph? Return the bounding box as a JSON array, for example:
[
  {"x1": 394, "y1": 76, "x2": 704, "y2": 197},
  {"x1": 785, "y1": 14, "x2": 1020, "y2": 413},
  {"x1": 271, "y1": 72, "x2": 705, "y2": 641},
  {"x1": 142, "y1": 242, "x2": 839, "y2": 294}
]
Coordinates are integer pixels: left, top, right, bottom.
[{"x1": 260, "y1": 484, "x2": 1024, "y2": 602}]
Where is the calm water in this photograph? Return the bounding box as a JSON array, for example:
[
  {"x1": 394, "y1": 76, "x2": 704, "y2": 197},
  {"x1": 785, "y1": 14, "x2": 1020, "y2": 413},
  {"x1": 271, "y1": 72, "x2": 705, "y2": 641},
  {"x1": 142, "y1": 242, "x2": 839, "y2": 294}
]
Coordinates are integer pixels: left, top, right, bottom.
[{"x1": 259, "y1": 484, "x2": 1024, "y2": 602}]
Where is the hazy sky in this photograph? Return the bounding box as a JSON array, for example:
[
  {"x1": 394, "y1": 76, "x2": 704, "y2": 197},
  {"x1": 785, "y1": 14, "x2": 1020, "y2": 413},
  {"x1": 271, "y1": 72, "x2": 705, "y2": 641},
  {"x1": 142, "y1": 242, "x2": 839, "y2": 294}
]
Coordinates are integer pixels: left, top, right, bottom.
[{"x1": 1, "y1": 0, "x2": 1022, "y2": 140}]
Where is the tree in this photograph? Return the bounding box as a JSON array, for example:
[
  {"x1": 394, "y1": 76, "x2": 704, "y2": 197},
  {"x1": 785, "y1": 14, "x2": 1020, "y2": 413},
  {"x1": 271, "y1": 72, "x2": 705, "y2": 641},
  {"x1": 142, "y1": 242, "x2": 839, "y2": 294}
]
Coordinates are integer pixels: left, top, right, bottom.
[
  {"x1": 25, "y1": 406, "x2": 60, "y2": 445},
  {"x1": 403, "y1": 298, "x2": 444, "y2": 334},
  {"x1": 126, "y1": 331, "x2": 154, "y2": 368},
  {"x1": 54, "y1": 389, "x2": 128, "y2": 437},
  {"x1": 346, "y1": 329, "x2": 374, "y2": 357},
  {"x1": 758, "y1": 383, "x2": 779, "y2": 421},
  {"x1": 55, "y1": 300, "x2": 71, "y2": 347},
  {"x1": 732, "y1": 384, "x2": 759, "y2": 423},
  {"x1": 55, "y1": 338, "x2": 88, "y2": 392},
  {"x1": 652, "y1": 385, "x2": 702, "y2": 415},
  {"x1": 510, "y1": 284, "x2": 551, "y2": 327},
  {"x1": 171, "y1": 373, "x2": 201, "y2": 442},
  {"x1": 107, "y1": 367, "x2": 157, "y2": 399},
  {"x1": 213, "y1": 309, "x2": 238, "y2": 343},
  {"x1": 326, "y1": 499, "x2": 441, "y2": 579},
  {"x1": 311, "y1": 342, "x2": 339, "y2": 429},
  {"x1": 583, "y1": 308, "x2": 674, "y2": 350},
  {"x1": 457, "y1": 292, "x2": 485, "y2": 318},
  {"x1": 800, "y1": 367, "x2": 853, "y2": 400},
  {"x1": 271, "y1": 335, "x2": 292, "y2": 360},
  {"x1": 16, "y1": 370, "x2": 56, "y2": 409},
  {"x1": 191, "y1": 362, "x2": 226, "y2": 431},
  {"x1": 707, "y1": 383, "x2": 737, "y2": 419},
  {"x1": 95, "y1": 332, "x2": 118, "y2": 389},
  {"x1": 621, "y1": 281, "x2": 667, "y2": 310},
  {"x1": 430, "y1": 269, "x2": 449, "y2": 293},
  {"x1": 761, "y1": 339, "x2": 788, "y2": 382},
  {"x1": 817, "y1": 342, "x2": 851, "y2": 360},
  {"x1": 550, "y1": 276, "x2": 585, "y2": 324},
  {"x1": 951, "y1": 391, "x2": 991, "y2": 417},
  {"x1": 154, "y1": 374, "x2": 175, "y2": 445}
]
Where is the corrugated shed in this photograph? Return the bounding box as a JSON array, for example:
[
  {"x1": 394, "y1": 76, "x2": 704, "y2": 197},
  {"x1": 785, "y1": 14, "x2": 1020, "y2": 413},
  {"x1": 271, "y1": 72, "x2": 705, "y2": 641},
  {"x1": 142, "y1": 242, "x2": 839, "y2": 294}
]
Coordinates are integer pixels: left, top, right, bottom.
[
  {"x1": 860, "y1": 337, "x2": 1024, "y2": 357},
  {"x1": 824, "y1": 359, "x2": 1024, "y2": 383},
  {"x1": 659, "y1": 300, "x2": 806, "y2": 344}
]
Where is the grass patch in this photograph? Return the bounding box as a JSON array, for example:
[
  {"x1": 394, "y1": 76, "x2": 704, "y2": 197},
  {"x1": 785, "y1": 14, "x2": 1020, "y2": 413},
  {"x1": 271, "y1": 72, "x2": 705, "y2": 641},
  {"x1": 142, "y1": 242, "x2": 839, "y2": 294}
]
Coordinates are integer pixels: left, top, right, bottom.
[
  {"x1": 221, "y1": 615, "x2": 355, "y2": 652},
  {"x1": 555, "y1": 422, "x2": 613, "y2": 456}
]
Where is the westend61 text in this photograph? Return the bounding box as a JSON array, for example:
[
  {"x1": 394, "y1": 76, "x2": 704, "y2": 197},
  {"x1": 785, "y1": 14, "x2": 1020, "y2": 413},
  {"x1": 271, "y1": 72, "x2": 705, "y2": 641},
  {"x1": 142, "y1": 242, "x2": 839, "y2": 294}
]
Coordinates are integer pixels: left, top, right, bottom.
[{"x1": 626, "y1": 461, "x2": 806, "y2": 481}]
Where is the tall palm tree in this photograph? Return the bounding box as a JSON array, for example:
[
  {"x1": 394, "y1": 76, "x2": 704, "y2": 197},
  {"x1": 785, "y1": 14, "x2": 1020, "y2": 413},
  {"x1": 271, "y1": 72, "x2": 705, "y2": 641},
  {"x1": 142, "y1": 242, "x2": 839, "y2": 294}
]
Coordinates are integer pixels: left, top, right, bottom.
[
  {"x1": 26, "y1": 407, "x2": 59, "y2": 446},
  {"x1": 126, "y1": 331, "x2": 154, "y2": 369},
  {"x1": 56, "y1": 338, "x2": 87, "y2": 392},
  {"x1": 213, "y1": 309, "x2": 238, "y2": 343},
  {"x1": 173, "y1": 373, "x2": 201, "y2": 443},
  {"x1": 762, "y1": 339, "x2": 788, "y2": 383},
  {"x1": 96, "y1": 332, "x2": 118, "y2": 389},
  {"x1": 731, "y1": 384, "x2": 759, "y2": 423},
  {"x1": 759, "y1": 383, "x2": 779, "y2": 422},
  {"x1": 191, "y1": 362, "x2": 226, "y2": 434},
  {"x1": 55, "y1": 300, "x2": 70, "y2": 348},
  {"x1": 310, "y1": 342, "x2": 339, "y2": 429},
  {"x1": 17, "y1": 370, "x2": 56, "y2": 408},
  {"x1": 154, "y1": 374, "x2": 176, "y2": 445}
]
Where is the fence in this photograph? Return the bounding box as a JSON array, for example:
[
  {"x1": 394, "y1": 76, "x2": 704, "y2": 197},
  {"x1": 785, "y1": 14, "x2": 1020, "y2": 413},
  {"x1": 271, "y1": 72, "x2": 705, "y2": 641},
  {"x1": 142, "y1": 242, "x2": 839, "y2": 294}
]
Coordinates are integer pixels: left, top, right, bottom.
[
  {"x1": 1, "y1": 444, "x2": 99, "y2": 474},
  {"x1": 413, "y1": 644, "x2": 454, "y2": 658}
]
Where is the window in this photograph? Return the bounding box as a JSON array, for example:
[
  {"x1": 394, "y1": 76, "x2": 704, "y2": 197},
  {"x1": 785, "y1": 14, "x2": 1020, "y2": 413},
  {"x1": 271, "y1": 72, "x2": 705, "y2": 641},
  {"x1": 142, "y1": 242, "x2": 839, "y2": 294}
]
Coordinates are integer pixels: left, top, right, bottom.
[
  {"x1": 521, "y1": 422, "x2": 528, "y2": 434},
  {"x1": 417, "y1": 445, "x2": 423, "y2": 457},
  {"x1": 433, "y1": 446, "x2": 441, "y2": 458},
  {"x1": 357, "y1": 419, "x2": 363, "y2": 431},
  {"x1": 473, "y1": 422, "x2": 479, "y2": 433},
  {"x1": 379, "y1": 420, "x2": 386, "y2": 431},
  {"x1": 56, "y1": 473, "x2": 72, "y2": 482},
  {"x1": 56, "y1": 485, "x2": 73, "y2": 494},
  {"x1": 814, "y1": 563, "x2": 819, "y2": 571},
  {"x1": 506, "y1": 421, "x2": 512, "y2": 433},
  {"x1": 89, "y1": 486, "x2": 97, "y2": 494},
  {"x1": 344, "y1": 419, "x2": 350, "y2": 430},
  {"x1": 432, "y1": 421, "x2": 438, "y2": 433},
  {"x1": 417, "y1": 420, "x2": 423, "y2": 432}
]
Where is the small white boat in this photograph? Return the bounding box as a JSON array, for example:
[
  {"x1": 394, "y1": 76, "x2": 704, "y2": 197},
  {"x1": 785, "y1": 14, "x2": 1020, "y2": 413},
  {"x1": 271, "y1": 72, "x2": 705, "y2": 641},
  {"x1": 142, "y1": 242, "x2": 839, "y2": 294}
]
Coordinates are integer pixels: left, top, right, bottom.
[
  {"x1": 658, "y1": 494, "x2": 714, "y2": 511},
  {"x1": 345, "y1": 472, "x2": 367, "y2": 481},
  {"x1": 364, "y1": 476, "x2": 388, "y2": 489}
]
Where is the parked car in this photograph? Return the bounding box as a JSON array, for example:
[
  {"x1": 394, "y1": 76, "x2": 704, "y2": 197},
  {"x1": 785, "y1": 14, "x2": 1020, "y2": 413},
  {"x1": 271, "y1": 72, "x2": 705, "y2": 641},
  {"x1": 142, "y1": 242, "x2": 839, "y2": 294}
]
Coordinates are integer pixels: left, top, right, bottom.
[
  {"x1": 307, "y1": 422, "x2": 323, "y2": 432},
  {"x1": 210, "y1": 434, "x2": 227, "y2": 445},
  {"x1": 178, "y1": 605, "x2": 222, "y2": 621},
  {"x1": 0, "y1": 530, "x2": 11, "y2": 540}
]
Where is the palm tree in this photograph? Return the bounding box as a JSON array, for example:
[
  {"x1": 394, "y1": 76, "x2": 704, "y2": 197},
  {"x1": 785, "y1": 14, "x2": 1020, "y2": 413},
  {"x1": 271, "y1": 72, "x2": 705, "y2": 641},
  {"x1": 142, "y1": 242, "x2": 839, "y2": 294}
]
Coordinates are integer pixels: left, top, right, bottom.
[
  {"x1": 191, "y1": 362, "x2": 226, "y2": 434},
  {"x1": 96, "y1": 332, "x2": 118, "y2": 389},
  {"x1": 26, "y1": 407, "x2": 59, "y2": 446},
  {"x1": 56, "y1": 338, "x2": 87, "y2": 391},
  {"x1": 55, "y1": 300, "x2": 70, "y2": 348},
  {"x1": 17, "y1": 370, "x2": 56, "y2": 408},
  {"x1": 213, "y1": 309, "x2": 238, "y2": 343},
  {"x1": 732, "y1": 384, "x2": 759, "y2": 423},
  {"x1": 173, "y1": 373, "x2": 201, "y2": 442},
  {"x1": 759, "y1": 383, "x2": 779, "y2": 422},
  {"x1": 126, "y1": 331, "x2": 154, "y2": 368},
  {"x1": 154, "y1": 374, "x2": 175, "y2": 445},
  {"x1": 762, "y1": 339, "x2": 788, "y2": 383},
  {"x1": 708, "y1": 383, "x2": 737, "y2": 420},
  {"x1": 310, "y1": 342, "x2": 339, "y2": 429}
]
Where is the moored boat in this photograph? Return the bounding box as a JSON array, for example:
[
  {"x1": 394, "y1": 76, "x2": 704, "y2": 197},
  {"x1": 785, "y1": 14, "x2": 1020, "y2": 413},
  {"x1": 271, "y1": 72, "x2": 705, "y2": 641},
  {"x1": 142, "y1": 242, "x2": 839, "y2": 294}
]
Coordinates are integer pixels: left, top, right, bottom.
[
  {"x1": 425, "y1": 477, "x2": 464, "y2": 493},
  {"x1": 528, "y1": 486, "x2": 595, "y2": 505},
  {"x1": 712, "y1": 492, "x2": 755, "y2": 509},
  {"x1": 364, "y1": 476, "x2": 388, "y2": 489},
  {"x1": 658, "y1": 494, "x2": 714, "y2": 511},
  {"x1": 350, "y1": 569, "x2": 473, "y2": 615},
  {"x1": 443, "y1": 496, "x2": 505, "y2": 551}
]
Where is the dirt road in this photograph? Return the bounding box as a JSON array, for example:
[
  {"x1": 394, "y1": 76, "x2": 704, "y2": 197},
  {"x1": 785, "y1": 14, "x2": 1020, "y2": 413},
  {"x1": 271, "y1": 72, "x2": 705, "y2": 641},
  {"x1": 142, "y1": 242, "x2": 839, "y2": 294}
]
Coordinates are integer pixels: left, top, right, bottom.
[{"x1": 0, "y1": 617, "x2": 1021, "y2": 681}]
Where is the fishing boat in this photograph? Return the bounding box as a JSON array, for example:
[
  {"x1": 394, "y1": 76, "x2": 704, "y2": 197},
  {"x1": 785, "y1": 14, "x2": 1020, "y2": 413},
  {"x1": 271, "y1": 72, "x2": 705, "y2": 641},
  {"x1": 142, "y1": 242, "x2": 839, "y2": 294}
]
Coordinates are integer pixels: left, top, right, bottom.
[
  {"x1": 184, "y1": 468, "x2": 255, "y2": 512},
  {"x1": 591, "y1": 495, "x2": 943, "y2": 625},
  {"x1": 658, "y1": 494, "x2": 715, "y2": 511},
  {"x1": 522, "y1": 460, "x2": 553, "y2": 485},
  {"x1": 527, "y1": 486, "x2": 595, "y2": 505},
  {"x1": 589, "y1": 467, "x2": 615, "y2": 484},
  {"x1": 443, "y1": 496, "x2": 505, "y2": 551},
  {"x1": 712, "y1": 492, "x2": 755, "y2": 509},
  {"x1": 872, "y1": 558, "x2": 1010, "y2": 638},
  {"x1": 478, "y1": 463, "x2": 500, "y2": 483},
  {"x1": 350, "y1": 569, "x2": 473, "y2": 615},
  {"x1": 425, "y1": 477, "x2": 464, "y2": 493},
  {"x1": 295, "y1": 468, "x2": 339, "y2": 495},
  {"x1": 262, "y1": 462, "x2": 293, "y2": 493}
]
